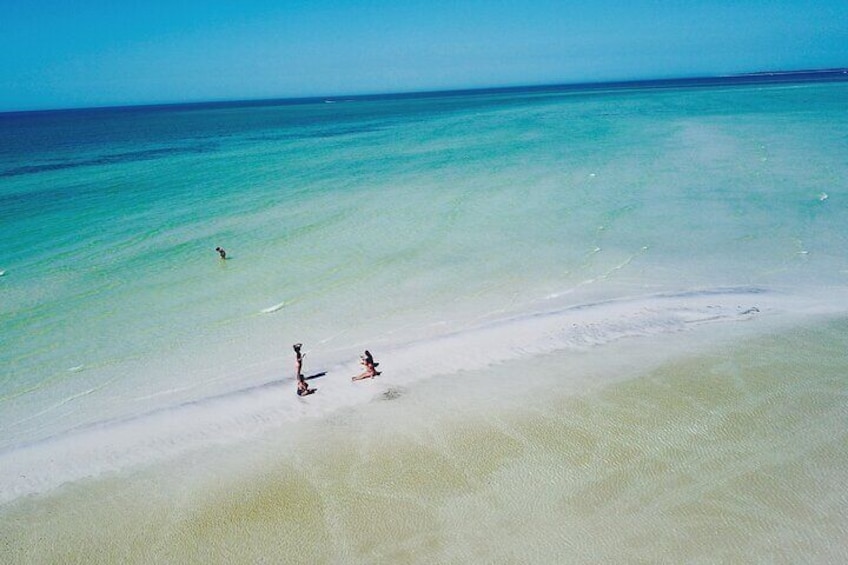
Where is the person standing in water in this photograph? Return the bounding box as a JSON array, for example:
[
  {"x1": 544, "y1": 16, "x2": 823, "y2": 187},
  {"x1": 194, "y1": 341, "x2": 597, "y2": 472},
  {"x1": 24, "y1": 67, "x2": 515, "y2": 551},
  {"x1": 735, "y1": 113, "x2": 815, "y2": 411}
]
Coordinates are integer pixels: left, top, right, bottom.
[{"x1": 215, "y1": 246, "x2": 227, "y2": 259}]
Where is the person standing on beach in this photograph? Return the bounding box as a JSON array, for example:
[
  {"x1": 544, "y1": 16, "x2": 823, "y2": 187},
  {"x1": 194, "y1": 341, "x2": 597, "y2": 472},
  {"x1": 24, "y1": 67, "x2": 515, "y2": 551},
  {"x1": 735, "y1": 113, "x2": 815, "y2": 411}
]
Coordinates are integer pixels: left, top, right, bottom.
[
  {"x1": 293, "y1": 343, "x2": 305, "y2": 379},
  {"x1": 293, "y1": 343, "x2": 315, "y2": 395}
]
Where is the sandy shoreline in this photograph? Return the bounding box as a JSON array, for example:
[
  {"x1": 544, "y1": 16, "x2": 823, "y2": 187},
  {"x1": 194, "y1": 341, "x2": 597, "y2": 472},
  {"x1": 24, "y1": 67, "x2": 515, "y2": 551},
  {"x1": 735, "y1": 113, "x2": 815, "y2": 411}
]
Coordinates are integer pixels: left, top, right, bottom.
[
  {"x1": 2, "y1": 310, "x2": 848, "y2": 562},
  {"x1": 0, "y1": 284, "x2": 814, "y2": 503}
]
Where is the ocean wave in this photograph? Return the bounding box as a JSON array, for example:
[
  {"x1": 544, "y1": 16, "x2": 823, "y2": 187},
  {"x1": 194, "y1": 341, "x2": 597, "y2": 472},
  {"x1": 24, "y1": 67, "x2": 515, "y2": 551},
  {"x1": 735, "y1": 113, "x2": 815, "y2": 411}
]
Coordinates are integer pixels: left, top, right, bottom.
[
  {"x1": 260, "y1": 301, "x2": 286, "y2": 314},
  {"x1": 0, "y1": 143, "x2": 217, "y2": 178},
  {"x1": 246, "y1": 123, "x2": 386, "y2": 142}
]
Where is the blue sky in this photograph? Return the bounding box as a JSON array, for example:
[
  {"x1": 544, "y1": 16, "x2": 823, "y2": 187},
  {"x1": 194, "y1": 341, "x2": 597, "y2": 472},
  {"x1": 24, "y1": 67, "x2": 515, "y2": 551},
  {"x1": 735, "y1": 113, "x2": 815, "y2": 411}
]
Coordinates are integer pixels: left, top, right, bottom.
[{"x1": 2, "y1": 1, "x2": 846, "y2": 111}]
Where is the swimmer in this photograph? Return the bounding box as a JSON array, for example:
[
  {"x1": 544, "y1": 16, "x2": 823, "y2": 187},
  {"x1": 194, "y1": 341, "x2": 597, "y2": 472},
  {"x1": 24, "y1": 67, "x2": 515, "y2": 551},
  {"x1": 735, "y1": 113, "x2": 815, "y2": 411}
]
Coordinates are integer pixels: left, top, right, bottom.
[{"x1": 215, "y1": 246, "x2": 227, "y2": 259}]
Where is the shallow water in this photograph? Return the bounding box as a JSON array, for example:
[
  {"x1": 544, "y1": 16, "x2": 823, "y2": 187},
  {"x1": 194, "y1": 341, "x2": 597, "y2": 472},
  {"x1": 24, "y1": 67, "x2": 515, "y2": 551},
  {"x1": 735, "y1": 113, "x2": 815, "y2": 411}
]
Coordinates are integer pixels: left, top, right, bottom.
[{"x1": 1, "y1": 78, "x2": 848, "y2": 560}]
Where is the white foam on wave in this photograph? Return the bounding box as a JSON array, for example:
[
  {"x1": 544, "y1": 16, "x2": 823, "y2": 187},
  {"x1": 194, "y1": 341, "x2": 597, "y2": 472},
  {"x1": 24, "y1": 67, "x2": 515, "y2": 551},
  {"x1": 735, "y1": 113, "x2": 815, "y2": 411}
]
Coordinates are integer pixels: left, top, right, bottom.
[
  {"x1": 0, "y1": 286, "x2": 838, "y2": 504},
  {"x1": 260, "y1": 301, "x2": 286, "y2": 314}
]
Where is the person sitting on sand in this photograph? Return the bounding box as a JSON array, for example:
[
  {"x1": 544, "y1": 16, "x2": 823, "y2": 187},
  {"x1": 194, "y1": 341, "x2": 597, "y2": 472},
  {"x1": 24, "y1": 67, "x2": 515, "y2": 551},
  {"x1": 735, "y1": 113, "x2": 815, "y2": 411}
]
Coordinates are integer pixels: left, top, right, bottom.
[
  {"x1": 352, "y1": 350, "x2": 381, "y2": 381},
  {"x1": 296, "y1": 375, "x2": 315, "y2": 396},
  {"x1": 363, "y1": 350, "x2": 379, "y2": 369},
  {"x1": 215, "y1": 246, "x2": 227, "y2": 259}
]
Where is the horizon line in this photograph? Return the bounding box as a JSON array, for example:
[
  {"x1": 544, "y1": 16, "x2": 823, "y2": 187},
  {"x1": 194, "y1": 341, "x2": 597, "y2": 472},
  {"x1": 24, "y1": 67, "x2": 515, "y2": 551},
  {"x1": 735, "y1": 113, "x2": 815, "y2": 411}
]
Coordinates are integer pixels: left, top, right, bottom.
[{"x1": 3, "y1": 67, "x2": 847, "y2": 117}]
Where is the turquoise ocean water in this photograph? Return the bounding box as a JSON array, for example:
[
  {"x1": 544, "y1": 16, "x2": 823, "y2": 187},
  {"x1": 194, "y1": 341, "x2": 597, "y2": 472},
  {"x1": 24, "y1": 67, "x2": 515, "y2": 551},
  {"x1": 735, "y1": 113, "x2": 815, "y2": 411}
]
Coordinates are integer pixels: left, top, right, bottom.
[{"x1": 2, "y1": 77, "x2": 848, "y2": 561}]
